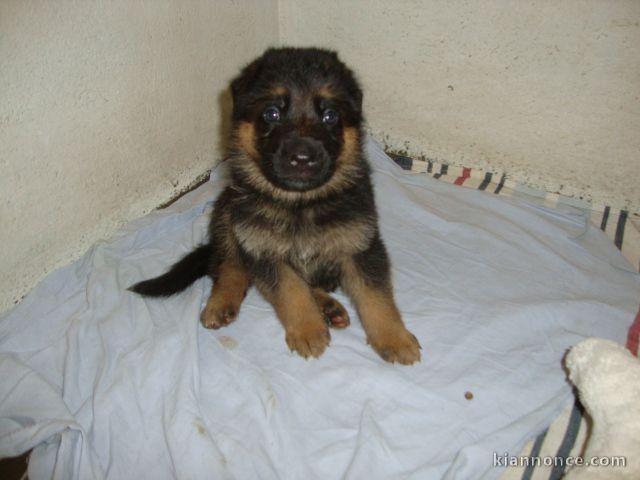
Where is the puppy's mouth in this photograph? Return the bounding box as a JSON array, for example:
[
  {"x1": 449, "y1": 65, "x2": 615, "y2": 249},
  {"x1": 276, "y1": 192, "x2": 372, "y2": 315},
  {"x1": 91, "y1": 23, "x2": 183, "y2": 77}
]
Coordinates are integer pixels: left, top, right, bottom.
[{"x1": 271, "y1": 159, "x2": 331, "y2": 191}]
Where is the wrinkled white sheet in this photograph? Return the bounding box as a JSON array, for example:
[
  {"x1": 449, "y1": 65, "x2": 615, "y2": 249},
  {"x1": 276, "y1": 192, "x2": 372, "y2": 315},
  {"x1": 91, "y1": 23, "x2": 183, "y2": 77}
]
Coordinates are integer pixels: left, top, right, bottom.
[{"x1": 1, "y1": 138, "x2": 638, "y2": 480}]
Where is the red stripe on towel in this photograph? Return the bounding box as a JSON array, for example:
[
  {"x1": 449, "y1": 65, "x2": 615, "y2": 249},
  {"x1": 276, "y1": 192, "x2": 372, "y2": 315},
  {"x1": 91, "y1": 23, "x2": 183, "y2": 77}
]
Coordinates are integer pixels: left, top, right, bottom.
[
  {"x1": 626, "y1": 306, "x2": 640, "y2": 356},
  {"x1": 454, "y1": 167, "x2": 471, "y2": 186}
]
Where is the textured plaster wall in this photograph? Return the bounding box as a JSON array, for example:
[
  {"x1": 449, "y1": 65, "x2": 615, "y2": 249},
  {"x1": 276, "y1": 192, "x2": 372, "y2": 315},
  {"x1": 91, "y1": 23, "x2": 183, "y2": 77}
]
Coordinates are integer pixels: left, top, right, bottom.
[
  {"x1": 279, "y1": 0, "x2": 640, "y2": 211},
  {"x1": 1, "y1": 1, "x2": 278, "y2": 312}
]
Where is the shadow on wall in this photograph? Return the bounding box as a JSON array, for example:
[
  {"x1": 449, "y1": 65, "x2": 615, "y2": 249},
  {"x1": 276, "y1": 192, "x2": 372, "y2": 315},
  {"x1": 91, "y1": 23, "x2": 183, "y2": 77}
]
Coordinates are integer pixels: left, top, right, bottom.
[{"x1": 158, "y1": 86, "x2": 234, "y2": 210}]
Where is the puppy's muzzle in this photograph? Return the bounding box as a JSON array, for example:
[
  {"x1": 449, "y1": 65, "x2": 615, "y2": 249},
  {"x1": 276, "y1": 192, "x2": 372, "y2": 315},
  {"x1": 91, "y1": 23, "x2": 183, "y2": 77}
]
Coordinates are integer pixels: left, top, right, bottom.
[{"x1": 274, "y1": 137, "x2": 329, "y2": 189}]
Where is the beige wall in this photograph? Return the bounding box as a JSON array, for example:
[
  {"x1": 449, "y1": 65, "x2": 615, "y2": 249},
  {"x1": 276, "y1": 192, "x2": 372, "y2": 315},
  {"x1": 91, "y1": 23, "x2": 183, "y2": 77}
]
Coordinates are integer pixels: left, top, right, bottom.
[
  {"x1": 1, "y1": 0, "x2": 278, "y2": 311},
  {"x1": 2, "y1": 1, "x2": 639, "y2": 312},
  {"x1": 280, "y1": 0, "x2": 640, "y2": 211}
]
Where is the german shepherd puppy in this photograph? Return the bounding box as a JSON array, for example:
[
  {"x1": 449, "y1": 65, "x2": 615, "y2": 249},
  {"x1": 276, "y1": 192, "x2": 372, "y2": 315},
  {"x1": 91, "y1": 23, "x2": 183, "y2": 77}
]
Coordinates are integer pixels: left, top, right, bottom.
[{"x1": 130, "y1": 48, "x2": 420, "y2": 364}]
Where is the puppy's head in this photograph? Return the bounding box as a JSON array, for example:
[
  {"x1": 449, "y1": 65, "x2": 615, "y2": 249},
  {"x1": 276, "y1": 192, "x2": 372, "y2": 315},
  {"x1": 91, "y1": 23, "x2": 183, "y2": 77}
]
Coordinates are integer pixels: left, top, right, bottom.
[{"x1": 229, "y1": 48, "x2": 364, "y2": 198}]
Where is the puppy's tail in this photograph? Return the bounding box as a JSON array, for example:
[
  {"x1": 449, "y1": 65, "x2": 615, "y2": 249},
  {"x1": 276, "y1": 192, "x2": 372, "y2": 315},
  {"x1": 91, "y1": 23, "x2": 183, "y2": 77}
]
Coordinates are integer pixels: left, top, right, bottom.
[{"x1": 128, "y1": 243, "x2": 212, "y2": 297}]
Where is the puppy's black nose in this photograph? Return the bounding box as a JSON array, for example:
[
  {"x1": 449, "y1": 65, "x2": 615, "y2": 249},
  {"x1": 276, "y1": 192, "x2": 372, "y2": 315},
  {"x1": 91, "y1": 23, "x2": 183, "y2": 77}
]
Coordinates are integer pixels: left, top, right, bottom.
[{"x1": 288, "y1": 143, "x2": 316, "y2": 167}]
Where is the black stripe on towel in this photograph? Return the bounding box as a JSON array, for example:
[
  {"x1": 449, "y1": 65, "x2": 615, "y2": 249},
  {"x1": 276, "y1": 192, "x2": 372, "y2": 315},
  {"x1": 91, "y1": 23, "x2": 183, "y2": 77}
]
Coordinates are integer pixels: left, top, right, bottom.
[
  {"x1": 388, "y1": 153, "x2": 413, "y2": 171},
  {"x1": 521, "y1": 428, "x2": 549, "y2": 480},
  {"x1": 600, "y1": 206, "x2": 610, "y2": 231},
  {"x1": 494, "y1": 174, "x2": 506, "y2": 194},
  {"x1": 478, "y1": 172, "x2": 493, "y2": 191},
  {"x1": 614, "y1": 210, "x2": 628, "y2": 250},
  {"x1": 548, "y1": 401, "x2": 583, "y2": 480},
  {"x1": 433, "y1": 164, "x2": 448, "y2": 180}
]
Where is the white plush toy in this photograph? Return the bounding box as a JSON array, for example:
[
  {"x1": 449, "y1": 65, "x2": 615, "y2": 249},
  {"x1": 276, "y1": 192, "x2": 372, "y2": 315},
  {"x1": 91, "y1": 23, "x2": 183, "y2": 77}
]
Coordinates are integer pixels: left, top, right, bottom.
[{"x1": 564, "y1": 338, "x2": 640, "y2": 479}]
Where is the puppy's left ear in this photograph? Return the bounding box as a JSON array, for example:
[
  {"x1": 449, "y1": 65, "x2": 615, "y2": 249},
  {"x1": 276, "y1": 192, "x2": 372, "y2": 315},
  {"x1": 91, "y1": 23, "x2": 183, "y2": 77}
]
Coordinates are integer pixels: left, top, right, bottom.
[
  {"x1": 329, "y1": 51, "x2": 363, "y2": 115},
  {"x1": 230, "y1": 56, "x2": 265, "y2": 119},
  {"x1": 349, "y1": 86, "x2": 363, "y2": 114}
]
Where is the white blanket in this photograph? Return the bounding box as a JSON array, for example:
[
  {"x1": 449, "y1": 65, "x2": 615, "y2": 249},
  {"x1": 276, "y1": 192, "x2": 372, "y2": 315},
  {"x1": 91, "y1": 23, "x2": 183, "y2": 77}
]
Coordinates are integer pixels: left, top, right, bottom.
[{"x1": 1, "y1": 138, "x2": 638, "y2": 479}]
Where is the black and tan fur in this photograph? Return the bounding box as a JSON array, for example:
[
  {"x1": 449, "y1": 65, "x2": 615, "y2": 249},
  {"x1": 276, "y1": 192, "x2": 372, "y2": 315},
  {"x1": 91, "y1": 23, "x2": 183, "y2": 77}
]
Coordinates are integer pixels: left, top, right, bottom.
[{"x1": 130, "y1": 48, "x2": 420, "y2": 364}]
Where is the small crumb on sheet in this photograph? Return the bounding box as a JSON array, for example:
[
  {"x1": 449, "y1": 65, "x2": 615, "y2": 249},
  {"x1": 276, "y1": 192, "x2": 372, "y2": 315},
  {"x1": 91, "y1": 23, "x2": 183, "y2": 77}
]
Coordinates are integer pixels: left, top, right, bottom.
[
  {"x1": 218, "y1": 335, "x2": 238, "y2": 349},
  {"x1": 465, "y1": 391, "x2": 474, "y2": 400},
  {"x1": 193, "y1": 420, "x2": 207, "y2": 435}
]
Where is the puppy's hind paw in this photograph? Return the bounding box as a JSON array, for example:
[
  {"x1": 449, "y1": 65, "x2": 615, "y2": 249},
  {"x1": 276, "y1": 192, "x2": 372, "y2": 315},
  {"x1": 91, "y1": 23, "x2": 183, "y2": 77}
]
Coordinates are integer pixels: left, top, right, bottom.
[
  {"x1": 321, "y1": 298, "x2": 351, "y2": 329},
  {"x1": 200, "y1": 302, "x2": 238, "y2": 329}
]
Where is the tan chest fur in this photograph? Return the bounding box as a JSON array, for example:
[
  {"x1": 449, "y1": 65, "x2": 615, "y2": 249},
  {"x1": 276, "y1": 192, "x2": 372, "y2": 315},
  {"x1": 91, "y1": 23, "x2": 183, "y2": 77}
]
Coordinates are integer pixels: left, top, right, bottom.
[{"x1": 232, "y1": 205, "x2": 374, "y2": 274}]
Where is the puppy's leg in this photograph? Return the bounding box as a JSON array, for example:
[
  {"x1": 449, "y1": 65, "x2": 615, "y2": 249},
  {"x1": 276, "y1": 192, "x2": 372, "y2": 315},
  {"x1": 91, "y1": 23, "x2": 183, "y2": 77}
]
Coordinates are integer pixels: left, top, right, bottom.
[
  {"x1": 200, "y1": 258, "x2": 250, "y2": 329},
  {"x1": 341, "y1": 238, "x2": 420, "y2": 365},
  {"x1": 260, "y1": 264, "x2": 330, "y2": 358},
  {"x1": 311, "y1": 288, "x2": 350, "y2": 329}
]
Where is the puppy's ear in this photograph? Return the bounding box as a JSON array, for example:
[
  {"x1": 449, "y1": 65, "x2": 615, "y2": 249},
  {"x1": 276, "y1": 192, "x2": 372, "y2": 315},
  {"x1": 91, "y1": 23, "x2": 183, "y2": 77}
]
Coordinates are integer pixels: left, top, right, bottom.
[
  {"x1": 348, "y1": 85, "x2": 363, "y2": 114},
  {"x1": 230, "y1": 56, "x2": 265, "y2": 120},
  {"x1": 325, "y1": 50, "x2": 363, "y2": 115}
]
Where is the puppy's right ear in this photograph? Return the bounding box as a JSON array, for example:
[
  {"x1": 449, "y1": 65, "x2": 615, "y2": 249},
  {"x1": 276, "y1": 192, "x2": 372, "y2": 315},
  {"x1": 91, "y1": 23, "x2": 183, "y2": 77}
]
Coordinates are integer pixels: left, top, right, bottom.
[{"x1": 230, "y1": 56, "x2": 265, "y2": 120}]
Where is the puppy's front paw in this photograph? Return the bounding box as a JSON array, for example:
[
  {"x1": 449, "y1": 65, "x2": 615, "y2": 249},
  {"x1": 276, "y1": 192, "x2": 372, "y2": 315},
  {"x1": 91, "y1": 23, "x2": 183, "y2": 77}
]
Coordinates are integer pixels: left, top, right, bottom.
[
  {"x1": 369, "y1": 327, "x2": 421, "y2": 365},
  {"x1": 285, "y1": 322, "x2": 331, "y2": 359},
  {"x1": 200, "y1": 296, "x2": 239, "y2": 330}
]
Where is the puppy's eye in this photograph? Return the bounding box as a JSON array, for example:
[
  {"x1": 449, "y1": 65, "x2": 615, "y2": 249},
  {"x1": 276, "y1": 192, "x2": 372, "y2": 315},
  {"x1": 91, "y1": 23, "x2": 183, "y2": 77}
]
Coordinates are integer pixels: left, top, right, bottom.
[
  {"x1": 321, "y1": 109, "x2": 339, "y2": 125},
  {"x1": 262, "y1": 106, "x2": 281, "y2": 123}
]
